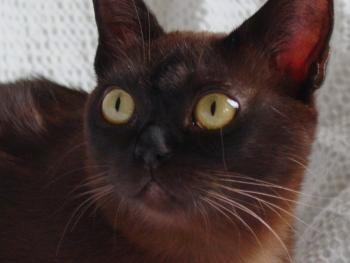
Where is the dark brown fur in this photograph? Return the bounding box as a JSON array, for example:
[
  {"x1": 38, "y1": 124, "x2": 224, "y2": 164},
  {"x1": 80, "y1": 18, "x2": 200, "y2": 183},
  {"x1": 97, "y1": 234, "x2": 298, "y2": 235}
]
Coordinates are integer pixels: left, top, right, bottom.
[{"x1": 0, "y1": 0, "x2": 333, "y2": 262}]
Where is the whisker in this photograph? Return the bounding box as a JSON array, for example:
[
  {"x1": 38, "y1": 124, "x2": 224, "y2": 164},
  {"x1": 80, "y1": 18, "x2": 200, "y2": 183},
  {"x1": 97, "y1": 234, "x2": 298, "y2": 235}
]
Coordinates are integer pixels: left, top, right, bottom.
[
  {"x1": 235, "y1": 188, "x2": 323, "y2": 209},
  {"x1": 233, "y1": 188, "x2": 318, "y2": 246},
  {"x1": 202, "y1": 196, "x2": 267, "y2": 261},
  {"x1": 203, "y1": 171, "x2": 315, "y2": 209},
  {"x1": 195, "y1": 199, "x2": 210, "y2": 237},
  {"x1": 46, "y1": 142, "x2": 87, "y2": 174},
  {"x1": 197, "y1": 166, "x2": 320, "y2": 200},
  {"x1": 113, "y1": 197, "x2": 127, "y2": 231},
  {"x1": 285, "y1": 155, "x2": 336, "y2": 181},
  {"x1": 73, "y1": 184, "x2": 112, "y2": 199},
  {"x1": 68, "y1": 172, "x2": 110, "y2": 199},
  {"x1": 208, "y1": 191, "x2": 293, "y2": 263},
  {"x1": 56, "y1": 185, "x2": 113, "y2": 255},
  {"x1": 71, "y1": 185, "x2": 114, "y2": 230},
  {"x1": 201, "y1": 197, "x2": 237, "y2": 228},
  {"x1": 215, "y1": 184, "x2": 321, "y2": 235},
  {"x1": 44, "y1": 164, "x2": 110, "y2": 188},
  {"x1": 48, "y1": 171, "x2": 109, "y2": 221},
  {"x1": 213, "y1": 172, "x2": 329, "y2": 200}
]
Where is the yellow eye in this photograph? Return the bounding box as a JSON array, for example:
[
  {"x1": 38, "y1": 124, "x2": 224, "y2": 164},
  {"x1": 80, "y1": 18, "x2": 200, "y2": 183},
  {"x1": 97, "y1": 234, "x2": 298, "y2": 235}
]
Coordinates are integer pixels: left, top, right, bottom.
[
  {"x1": 195, "y1": 93, "x2": 239, "y2": 130},
  {"x1": 102, "y1": 89, "x2": 135, "y2": 124}
]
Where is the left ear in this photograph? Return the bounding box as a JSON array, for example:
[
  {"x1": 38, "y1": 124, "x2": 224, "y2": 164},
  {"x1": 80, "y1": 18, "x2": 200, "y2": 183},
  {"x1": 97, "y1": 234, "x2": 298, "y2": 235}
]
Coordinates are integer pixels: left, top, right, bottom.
[
  {"x1": 230, "y1": 0, "x2": 334, "y2": 97},
  {"x1": 93, "y1": 0, "x2": 164, "y2": 74}
]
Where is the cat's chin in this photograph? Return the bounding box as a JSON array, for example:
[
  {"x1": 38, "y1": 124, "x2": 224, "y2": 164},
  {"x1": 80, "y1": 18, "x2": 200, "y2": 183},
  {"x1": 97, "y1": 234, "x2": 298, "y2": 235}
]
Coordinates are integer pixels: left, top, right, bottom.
[
  {"x1": 99, "y1": 182, "x2": 192, "y2": 235},
  {"x1": 98, "y1": 177, "x2": 188, "y2": 224},
  {"x1": 130, "y1": 181, "x2": 191, "y2": 224},
  {"x1": 135, "y1": 180, "x2": 174, "y2": 211}
]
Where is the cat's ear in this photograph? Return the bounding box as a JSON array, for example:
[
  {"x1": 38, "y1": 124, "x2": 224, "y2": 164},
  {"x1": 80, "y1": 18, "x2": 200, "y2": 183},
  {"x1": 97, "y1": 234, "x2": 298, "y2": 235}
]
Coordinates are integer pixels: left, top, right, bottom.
[
  {"x1": 229, "y1": 0, "x2": 333, "y2": 97},
  {"x1": 93, "y1": 0, "x2": 164, "y2": 73}
]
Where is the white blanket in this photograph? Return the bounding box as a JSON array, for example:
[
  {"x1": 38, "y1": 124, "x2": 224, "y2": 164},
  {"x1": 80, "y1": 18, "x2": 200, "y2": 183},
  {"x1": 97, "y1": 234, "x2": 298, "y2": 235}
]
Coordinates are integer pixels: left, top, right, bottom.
[{"x1": 0, "y1": 0, "x2": 349, "y2": 262}]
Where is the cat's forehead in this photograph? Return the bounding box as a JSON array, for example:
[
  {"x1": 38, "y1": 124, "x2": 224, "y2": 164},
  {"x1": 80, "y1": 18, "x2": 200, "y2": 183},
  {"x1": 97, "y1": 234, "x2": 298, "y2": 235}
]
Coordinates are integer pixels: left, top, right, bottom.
[
  {"x1": 151, "y1": 32, "x2": 221, "y2": 63},
  {"x1": 149, "y1": 32, "x2": 229, "y2": 90}
]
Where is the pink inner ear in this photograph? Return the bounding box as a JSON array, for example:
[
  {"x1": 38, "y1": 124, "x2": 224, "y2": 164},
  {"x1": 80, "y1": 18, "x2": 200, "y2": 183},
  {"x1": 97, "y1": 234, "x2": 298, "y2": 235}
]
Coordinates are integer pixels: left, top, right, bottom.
[
  {"x1": 274, "y1": 1, "x2": 331, "y2": 83},
  {"x1": 276, "y1": 31, "x2": 320, "y2": 82}
]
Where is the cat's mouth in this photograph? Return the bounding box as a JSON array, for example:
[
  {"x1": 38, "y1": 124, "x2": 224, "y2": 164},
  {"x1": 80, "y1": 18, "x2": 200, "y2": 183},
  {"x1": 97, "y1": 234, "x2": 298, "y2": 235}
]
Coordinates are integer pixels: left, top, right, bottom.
[{"x1": 135, "y1": 179, "x2": 179, "y2": 211}]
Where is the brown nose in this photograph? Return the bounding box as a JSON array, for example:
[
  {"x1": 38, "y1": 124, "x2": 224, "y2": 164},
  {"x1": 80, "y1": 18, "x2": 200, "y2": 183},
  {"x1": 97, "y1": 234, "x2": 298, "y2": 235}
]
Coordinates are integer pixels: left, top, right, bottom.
[{"x1": 133, "y1": 125, "x2": 172, "y2": 169}]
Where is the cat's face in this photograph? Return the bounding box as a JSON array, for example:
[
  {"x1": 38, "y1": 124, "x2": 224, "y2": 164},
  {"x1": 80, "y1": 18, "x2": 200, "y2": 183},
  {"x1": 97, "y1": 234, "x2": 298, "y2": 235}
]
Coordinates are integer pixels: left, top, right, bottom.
[{"x1": 85, "y1": 0, "x2": 333, "y2": 258}]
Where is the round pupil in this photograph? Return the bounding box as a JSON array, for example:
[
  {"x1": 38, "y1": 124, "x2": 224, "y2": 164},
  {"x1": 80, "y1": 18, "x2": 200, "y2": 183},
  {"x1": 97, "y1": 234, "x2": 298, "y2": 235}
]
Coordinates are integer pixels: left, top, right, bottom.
[
  {"x1": 210, "y1": 100, "x2": 217, "y2": 116},
  {"x1": 115, "y1": 96, "x2": 121, "y2": 112}
]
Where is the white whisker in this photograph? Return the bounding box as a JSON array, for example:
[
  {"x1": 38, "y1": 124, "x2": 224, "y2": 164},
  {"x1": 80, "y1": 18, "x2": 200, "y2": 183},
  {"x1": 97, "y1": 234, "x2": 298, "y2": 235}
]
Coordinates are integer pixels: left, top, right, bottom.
[
  {"x1": 202, "y1": 196, "x2": 268, "y2": 262},
  {"x1": 55, "y1": 175, "x2": 113, "y2": 255},
  {"x1": 208, "y1": 191, "x2": 293, "y2": 263}
]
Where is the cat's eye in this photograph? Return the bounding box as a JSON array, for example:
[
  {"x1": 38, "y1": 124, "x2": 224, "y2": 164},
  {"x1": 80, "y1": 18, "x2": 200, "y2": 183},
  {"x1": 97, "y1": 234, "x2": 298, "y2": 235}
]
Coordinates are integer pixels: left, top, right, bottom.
[
  {"x1": 194, "y1": 93, "x2": 239, "y2": 130},
  {"x1": 102, "y1": 89, "x2": 135, "y2": 124}
]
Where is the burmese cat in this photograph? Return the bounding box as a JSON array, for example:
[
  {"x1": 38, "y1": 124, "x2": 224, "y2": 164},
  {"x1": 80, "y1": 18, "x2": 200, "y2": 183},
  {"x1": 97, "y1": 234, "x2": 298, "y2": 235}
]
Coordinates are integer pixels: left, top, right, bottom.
[{"x1": 0, "y1": 0, "x2": 333, "y2": 262}]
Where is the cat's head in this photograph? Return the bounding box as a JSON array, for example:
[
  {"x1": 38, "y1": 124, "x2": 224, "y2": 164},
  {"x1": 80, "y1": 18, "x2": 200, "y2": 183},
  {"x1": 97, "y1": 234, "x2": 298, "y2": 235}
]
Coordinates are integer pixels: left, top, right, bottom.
[{"x1": 85, "y1": 0, "x2": 333, "y2": 260}]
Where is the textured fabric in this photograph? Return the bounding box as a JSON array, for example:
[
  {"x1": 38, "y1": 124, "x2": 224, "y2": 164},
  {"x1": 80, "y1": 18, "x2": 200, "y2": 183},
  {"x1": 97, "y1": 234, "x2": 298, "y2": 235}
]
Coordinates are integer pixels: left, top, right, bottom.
[{"x1": 0, "y1": 0, "x2": 349, "y2": 262}]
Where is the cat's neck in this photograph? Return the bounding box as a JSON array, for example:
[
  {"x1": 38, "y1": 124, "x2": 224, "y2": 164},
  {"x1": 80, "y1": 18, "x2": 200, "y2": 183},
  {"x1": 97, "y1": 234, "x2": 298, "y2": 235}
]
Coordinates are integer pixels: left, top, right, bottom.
[{"x1": 93, "y1": 193, "x2": 294, "y2": 263}]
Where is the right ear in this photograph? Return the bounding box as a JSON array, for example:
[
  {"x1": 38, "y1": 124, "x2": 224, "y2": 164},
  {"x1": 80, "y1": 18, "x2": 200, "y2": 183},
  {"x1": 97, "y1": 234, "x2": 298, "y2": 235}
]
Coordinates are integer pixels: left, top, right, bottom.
[
  {"x1": 225, "y1": 0, "x2": 333, "y2": 99},
  {"x1": 93, "y1": 0, "x2": 164, "y2": 75}
]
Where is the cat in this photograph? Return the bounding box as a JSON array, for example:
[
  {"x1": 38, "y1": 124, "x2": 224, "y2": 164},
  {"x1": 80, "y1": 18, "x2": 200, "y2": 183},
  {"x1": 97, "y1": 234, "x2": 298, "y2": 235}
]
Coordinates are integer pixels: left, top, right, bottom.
[{"x1": 0, "y1": 0, "x2": 333, "y2": 262}]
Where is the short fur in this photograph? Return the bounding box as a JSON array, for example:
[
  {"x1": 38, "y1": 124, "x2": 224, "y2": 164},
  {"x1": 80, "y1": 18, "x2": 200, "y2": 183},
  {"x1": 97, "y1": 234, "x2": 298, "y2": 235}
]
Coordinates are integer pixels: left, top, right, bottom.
[{"x1": 0, "y1": 0, "x2": 333, "y2": 262}]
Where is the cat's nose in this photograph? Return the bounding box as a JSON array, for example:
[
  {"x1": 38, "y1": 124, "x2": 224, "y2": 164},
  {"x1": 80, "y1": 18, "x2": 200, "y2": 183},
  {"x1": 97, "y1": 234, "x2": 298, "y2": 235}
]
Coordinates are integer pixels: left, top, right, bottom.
[{"x1": 134, "y1": 125, "x2": 172, "y2": 169}]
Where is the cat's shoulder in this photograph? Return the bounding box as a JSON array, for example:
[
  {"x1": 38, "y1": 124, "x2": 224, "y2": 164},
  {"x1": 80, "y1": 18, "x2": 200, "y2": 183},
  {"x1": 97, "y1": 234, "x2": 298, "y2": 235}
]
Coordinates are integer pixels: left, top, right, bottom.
[{"x1": 0, "y1": 79, "x2": 87, "y2": 156}]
